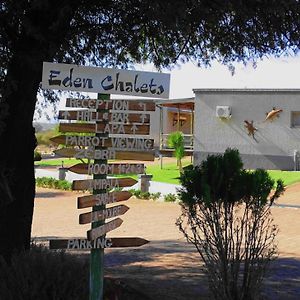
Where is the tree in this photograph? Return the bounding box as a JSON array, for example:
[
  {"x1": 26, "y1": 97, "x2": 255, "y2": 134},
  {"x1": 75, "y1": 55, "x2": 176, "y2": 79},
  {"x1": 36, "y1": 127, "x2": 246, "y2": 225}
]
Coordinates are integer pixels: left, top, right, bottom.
[
  {"x1": 1, "y1": 1, "x2": 300, "y2": 260},
  {"x1": 176, "y1": 149, "x2": 285, "y2": 300},
  {"x1": 167, "y1": 131, "x2": 185, "y2": 172}
]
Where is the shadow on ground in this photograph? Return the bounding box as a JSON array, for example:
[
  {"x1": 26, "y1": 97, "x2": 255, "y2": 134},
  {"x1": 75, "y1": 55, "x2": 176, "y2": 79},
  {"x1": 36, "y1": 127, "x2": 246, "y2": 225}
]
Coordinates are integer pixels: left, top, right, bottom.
[
  {"x1": 35, "y1": 191, "x2": 68, "y2": 198},
  {"x1": 37, "y1": 237, "x2": 300, "y2": 300},
  {"x1": 104, "y1": 241, "x2": 300, "y2": 300}
]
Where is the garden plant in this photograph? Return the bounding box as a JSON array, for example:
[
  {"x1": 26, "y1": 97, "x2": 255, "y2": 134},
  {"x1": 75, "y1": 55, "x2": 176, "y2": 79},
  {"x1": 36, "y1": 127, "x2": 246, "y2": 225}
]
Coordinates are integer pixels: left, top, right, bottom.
[{"x1": 177, "y1": 149, "x2": 285, "y2": 300}]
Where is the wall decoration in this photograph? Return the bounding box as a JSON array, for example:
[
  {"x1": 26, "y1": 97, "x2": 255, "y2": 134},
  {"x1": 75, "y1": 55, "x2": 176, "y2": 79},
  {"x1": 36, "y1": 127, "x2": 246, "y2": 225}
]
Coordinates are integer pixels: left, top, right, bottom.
[
  {"x1": 265, "y1": 107, "x2": 283, "y2": 122},
  {"x1": 244, "y1": 120, "x2": 257, "y2": 139}
]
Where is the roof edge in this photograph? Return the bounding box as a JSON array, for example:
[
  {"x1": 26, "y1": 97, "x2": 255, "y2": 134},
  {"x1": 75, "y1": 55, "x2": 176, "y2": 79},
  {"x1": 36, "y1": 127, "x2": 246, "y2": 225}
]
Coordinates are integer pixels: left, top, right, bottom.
[{"x1": 193, "y1": 88, "x2": 300, "y2": 93}]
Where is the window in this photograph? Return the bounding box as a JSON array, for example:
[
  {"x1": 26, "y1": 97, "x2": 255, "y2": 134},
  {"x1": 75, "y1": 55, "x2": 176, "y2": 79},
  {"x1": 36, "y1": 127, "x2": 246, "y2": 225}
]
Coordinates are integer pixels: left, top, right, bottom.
[{"x1": 291, "y1": 111, "x2": 300, "y2": 127}]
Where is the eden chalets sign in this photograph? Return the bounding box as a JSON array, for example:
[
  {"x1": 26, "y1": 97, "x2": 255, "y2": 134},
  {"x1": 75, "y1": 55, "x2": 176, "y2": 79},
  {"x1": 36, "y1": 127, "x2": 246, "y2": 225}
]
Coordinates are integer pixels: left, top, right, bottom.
[{"x1": 42, "y1": 62, "x2": 170, "y2": 98}]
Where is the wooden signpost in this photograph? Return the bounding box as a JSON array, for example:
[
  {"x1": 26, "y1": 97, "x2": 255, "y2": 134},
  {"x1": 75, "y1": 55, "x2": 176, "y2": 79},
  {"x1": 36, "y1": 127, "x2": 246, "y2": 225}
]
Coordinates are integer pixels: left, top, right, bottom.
[
  {"x1": 69, "y1": 163, "x2": 145, "y2": 175},
  {"x1": 48, "y1": 95, "x2": 156, "y2": 300},
  {"x1": 58, "y1": 123, "x2": 150, "y2": 135},
  {"x1": 58, "y1": 110, "x2": 150, "y2": 123},
  {"x1": 42, "y1": 62, "x2": 170, "y2": 300},
  {"x1": 77, "y1": 191, "x2": 132, "y2": 208},
  {"x1": 50, "y1": 237, "x2": 149, "y2": 250},
  {"x1": 72, "y1": 178, "x2": 137, "y2": 191},
  {"x1": 54, "y1": 147, "x2": 155, "y2": 161},
  {"x1": 50, "y1": 135, "x2": 154, "y2": 150},
  {"x1": 65, "y1": 98, "x2": 156, "y2": 111},
  {"x1": 79, "y1": 205, "x2": 129, "y2": 224}
]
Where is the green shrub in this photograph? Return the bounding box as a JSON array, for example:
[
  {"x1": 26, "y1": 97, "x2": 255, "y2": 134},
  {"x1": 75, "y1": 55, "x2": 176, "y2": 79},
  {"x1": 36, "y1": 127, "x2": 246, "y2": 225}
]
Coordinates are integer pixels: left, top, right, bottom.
[
  {"x1": 36, "y1": 177, "x2": 71, "y2": 190},
  {"x1": 34, "y1": 151, "x2": 42, "y2": 161},
  {"x1": 151, "y1": 192, "x2": 161, "y2": 200},
  {"x1": 167, "y1": 131, "x2": 185, "y2": 172},
  {"x1": 0, "y1": 245, "x2": 89, "y2": 300},
  {"x1": 177, "y1": 148, "x2": 285, "y2": 300},
  {"x1": 128, "y1": 189, "x2": 161, "y2": 201},
  {"x1": 129, "y1": 189, "x2": 142, "y2": 198},
  {"x1": 140, "y1": 192, "x2": 151, "y2": 199},
  {"x1": 163, "y1": 193, "x2": 177, "y2": 202}
]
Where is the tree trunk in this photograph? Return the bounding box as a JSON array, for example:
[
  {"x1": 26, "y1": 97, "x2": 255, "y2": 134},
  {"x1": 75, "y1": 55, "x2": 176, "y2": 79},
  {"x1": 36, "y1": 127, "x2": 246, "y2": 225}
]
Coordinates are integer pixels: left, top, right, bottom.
[
  {"x1": 0, "y1": 40, "x2": 43, "y2": 261},
  {"x1": 0, "y1": 2, "x2": 76, "y2": 261}
]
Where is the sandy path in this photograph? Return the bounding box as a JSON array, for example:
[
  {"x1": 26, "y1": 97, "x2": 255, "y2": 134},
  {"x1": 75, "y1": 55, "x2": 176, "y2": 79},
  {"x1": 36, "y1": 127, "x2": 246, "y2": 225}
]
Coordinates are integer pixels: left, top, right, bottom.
[{"x1": 32, "y1": 186, "x2": 300, "y2": 299}]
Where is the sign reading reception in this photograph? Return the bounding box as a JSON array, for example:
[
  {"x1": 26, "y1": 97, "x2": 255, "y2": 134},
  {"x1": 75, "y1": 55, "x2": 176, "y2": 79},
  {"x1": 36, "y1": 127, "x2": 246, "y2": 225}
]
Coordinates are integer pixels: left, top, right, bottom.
[{"x1": 42, "y1": 62, "x2": 170, "y2": 98}]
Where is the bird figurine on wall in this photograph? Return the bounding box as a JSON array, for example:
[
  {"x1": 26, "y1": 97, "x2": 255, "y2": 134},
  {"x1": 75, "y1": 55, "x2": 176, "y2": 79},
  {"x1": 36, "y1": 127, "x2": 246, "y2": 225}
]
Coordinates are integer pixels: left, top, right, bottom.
[
  {"x1": 264, "y1": 107, "x2": 283, "y2": 122},
  {"x1": 244, "y1": 120, "x2": 257, "y2": 139}
]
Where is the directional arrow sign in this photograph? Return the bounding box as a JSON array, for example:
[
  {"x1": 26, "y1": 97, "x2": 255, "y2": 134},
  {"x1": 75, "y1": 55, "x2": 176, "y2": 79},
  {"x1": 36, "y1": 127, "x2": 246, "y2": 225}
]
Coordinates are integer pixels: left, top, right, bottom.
[
  {"x1": 50, "y1": 135, "x2": 154, "y2": 150},
  {"x1": 69, "y1": 163, "x2": 145, "y2": 175},
  {"x1": 61, "y1": 111, "x2": 71, "y2": 120},
  {"x1": 66, "y1": 98, "x2": 156, "y2": 111},
  {"x1": 72, "y1": 178, "x2": 137, "y2": 191},
  {"x1": 87, "y1": 218, "x2": 123, "y2": 241},
  {"x1": 49, "y1": 237, "x2": 149, "y2": 249},
  {"x1": 130, "y1": 124, "x2": 138, "y2": 134},
  {"x1": 58, "y1": 111, "x2": 150, "y2": 123},
  {"x1": 54, "y1": 148, "x2": 155, "y2": 161},
  {"x1": 79, "y1": 205, "x2": 129, "y2": 224},
  {"x1": 77, "y1": 191, "x2": 132, "y2": 209},
  {"x1": 58, "y1": 122, "x2": 150, "y2": 135}
]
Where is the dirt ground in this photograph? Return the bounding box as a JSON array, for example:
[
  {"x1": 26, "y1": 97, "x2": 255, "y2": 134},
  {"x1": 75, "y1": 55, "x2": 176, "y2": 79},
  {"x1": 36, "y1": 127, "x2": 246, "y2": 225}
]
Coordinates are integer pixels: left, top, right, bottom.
[{"x1": 32, "y1": 183, "x2": 300, "y2": 300}]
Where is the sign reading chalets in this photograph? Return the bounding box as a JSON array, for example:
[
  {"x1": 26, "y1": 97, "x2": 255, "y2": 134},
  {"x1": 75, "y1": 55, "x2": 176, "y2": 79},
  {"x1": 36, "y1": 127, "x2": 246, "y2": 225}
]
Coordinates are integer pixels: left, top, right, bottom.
[{"x1": 42, "y1": 62, "x2": 170, "y2": 98}]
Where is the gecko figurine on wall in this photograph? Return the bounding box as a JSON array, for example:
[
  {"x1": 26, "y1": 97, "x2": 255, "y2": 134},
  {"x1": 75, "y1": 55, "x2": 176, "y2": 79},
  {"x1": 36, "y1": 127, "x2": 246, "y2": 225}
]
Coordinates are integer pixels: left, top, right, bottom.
[
  {"x1": 264, "y1": 107, "x2": 283, "y2": 122},
  {"x1": 244, "y1": 120, "x2": 257, "y2": 140}
]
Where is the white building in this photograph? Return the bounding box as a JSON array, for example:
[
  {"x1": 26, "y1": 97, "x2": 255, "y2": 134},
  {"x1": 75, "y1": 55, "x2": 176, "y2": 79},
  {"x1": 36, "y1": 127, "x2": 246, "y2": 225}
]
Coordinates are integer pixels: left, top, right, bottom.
[{"x1": 193, "y1": 89, "x2": 300, "y2": 170}]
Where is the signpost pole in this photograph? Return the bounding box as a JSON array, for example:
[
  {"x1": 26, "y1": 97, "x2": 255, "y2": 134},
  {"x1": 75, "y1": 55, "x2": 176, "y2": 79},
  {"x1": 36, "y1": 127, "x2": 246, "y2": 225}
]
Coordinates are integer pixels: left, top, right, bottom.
[{"x1": 90, "y1": 93, "x2": 110, "y2": 300}]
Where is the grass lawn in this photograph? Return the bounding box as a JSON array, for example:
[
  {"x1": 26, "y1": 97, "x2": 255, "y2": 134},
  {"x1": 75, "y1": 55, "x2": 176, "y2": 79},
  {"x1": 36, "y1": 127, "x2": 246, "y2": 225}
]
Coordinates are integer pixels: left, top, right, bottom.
[
  {"x1": 35, "y1": 157, "x2": 300, "y2": 186},
  {"x1": 145, "y1": 157, "x2": 192, "y2": 184},
  {"x1": 35, "y1": 158, "x2": 89, "y2": 167},
  {"x1": 267, "y1": 170, "x2": 300, "y2": 186}
]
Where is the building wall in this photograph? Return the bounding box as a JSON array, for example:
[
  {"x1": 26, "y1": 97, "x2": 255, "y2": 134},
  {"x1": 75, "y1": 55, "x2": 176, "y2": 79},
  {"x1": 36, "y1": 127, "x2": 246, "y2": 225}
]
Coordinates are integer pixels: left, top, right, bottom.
[{"x1": 193, "y1": 89, "x2": 300, "y2": 170}]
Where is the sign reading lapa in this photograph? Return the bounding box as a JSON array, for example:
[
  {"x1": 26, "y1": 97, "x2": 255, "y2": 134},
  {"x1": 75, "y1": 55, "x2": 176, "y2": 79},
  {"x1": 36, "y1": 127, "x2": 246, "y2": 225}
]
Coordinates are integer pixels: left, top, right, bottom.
[{"x1": 42, "y1": 62, "x2": 170, "y2": 99}]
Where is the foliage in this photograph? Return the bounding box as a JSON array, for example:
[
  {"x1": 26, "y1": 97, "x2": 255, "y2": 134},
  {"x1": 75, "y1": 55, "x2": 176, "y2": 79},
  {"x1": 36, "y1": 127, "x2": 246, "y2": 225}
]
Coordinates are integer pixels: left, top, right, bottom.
[
  {"x1": 150, "y1": 192, "x2": 161, "y2": 201},
  {"x1": 35, "y1": 125, "x2": 59, "y2": 146},
  {"x1": 36, "y1": 177, "x2": 72, "y2": 190},
  {"x1": 0, "y1": 245, "x2": 89, "y2": 300},
  {"x1": 167, "y1": 131, "x2": 185, "y2": 172},
  {"x1": 1, "y1": 0, "x2": 300, "y2": 260},
  {"x1": 34, "y1": 151, "x2": 42, "y2": 161},
  {"x1": 128, "y1": 189, "x2": 161, "y2": 201},
  {"x1": 176, "y1": 149, "x2": 285, "y2": 300},
  {"x1": 163, "y1": 193, "x2": 178, "y2": 202}
]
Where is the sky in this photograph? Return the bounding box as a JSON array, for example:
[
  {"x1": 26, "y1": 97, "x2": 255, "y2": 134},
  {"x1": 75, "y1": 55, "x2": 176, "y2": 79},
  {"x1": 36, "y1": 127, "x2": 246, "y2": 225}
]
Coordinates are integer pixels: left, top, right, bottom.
[{"x1": 35, "y1": 55, "x2": 300, "y2": 121}]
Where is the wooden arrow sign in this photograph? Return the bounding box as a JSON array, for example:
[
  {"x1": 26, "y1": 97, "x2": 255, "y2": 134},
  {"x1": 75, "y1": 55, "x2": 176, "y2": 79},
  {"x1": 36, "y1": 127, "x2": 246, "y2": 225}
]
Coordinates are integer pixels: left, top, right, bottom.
[
  {"x1": 87, "y1": 218, "x2": 123, "y2": 241},
  {"x1": 58, "y1": 110, "x2": 150, "y2": 124},
  {"x1": 49, "y1": 237, "x2": 149, "y2": 250},
  {"x1": 79, "y1": 205, "x2": 129, "y2": 224},
  {"x1": 54, "y1": 148, "x2": 155, "y2": 161},
  {"x1": 72, "y1": 178, "x2": 137, "y2": 191},
  {"x1": 66, "y1": 98, "x2": 156, "y2": 111},
  {"x1": 58, "y1": 122, "x2": 150, "y2": 135},
  {"x1": 78, "y1": 191, "x2": 132, "y2": 209},
  {"x1": 69, "y1": 163, "x2": 145, "y2": 175},
  {"x1": 50, "y1": 135, "x2": 154, "y2": 150}
]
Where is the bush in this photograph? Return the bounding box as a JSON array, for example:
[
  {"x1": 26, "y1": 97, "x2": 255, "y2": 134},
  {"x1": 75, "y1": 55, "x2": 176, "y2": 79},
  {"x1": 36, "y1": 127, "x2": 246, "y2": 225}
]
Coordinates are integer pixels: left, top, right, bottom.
[
  {"x1": 167, "y1": 131, "x2": 185, "y2": 172},
  {"x1": 0, "y1": 245, "x2": 89, "y2": 300},
  {"x1": 34, "y1": 151, "x2": 42, "y2": 161},
  {"x1": 176, "y1": 148, "x2": 285, "y2": 300},
  {"x1": 128, "y1": 189, "x2": 161, "y2": 201},
  {"x1": 36, "y1": 177, "x2": 72, "y2": 190},
  {"x1": 150, "y1": 192, "x2": 161, "y2": 201},
  {"x1": 163, "y1": 193, "x2": 177, "y2": 202}
]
